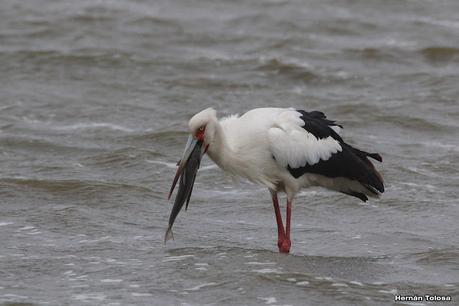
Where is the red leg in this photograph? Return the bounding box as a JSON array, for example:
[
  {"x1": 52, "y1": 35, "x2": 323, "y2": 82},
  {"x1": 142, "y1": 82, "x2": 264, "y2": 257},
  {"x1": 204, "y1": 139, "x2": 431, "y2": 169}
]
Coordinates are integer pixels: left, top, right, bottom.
[
  {"x1": 270, "y1": 190, "x2": 285, "y2": 251},
  {"x1": 279, "y1": 199, "x2": 292, "y2": 254}
]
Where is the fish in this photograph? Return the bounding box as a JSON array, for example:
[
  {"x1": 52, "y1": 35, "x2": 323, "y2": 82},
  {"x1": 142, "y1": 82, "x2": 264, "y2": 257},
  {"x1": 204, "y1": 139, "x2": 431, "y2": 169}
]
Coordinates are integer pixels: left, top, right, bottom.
[{"x1": 165, "y1": 137, "x2": 204, "y2": 243}]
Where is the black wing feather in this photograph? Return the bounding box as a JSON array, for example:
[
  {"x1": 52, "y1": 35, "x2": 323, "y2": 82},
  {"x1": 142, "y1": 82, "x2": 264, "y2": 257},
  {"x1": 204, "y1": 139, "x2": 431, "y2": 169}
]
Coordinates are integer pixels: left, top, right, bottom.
[
  {"x1": 287, "y1": 110, "x2": 384, "y2": 196},
  {"x1": 297, "y1": 110, "x2": 343, "y2": 141}
]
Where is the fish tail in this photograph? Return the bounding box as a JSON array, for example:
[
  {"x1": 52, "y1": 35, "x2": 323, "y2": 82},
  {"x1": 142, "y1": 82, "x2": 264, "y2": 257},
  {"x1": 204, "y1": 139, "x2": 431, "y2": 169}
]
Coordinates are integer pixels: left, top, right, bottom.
[{"x1": 164, "y1": 227, "x2": 174, "y2": 244}]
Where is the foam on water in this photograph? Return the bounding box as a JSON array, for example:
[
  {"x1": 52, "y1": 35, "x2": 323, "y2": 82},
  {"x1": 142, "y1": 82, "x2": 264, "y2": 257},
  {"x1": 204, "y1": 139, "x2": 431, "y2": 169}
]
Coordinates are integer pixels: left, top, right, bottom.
[
  {"x1": 257, "y1": 297, "x2": 277, "y2": 305},
  {"x1": 296, "y1": 281, "x2": 310, "y2": 286},
  {"x1": 184, "y1": 282, "x2": 218, "y2": 291},
  {"x1": 251, "y1": 268, "x2": 282, "y2": 274},
  {"x1": 21, "y1": 117, "x2": 136, "y2": 132},
  {"x1": 73, "y1": 293, "x2": 106, "y2": 301},
  {"x1": 101, "y1": 279, "x2": 123, "y2": 283},
  {"x1": 131, "y1": 293, "x2": 153, "y2": 297},
  {"x1": 162, "y1": 255, "x2": 195, "y2": 262}
]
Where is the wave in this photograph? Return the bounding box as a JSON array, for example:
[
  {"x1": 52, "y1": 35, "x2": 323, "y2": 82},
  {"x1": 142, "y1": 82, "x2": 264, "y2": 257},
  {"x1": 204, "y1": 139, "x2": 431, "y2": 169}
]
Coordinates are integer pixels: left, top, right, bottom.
[
  {"x1": 343, "y1": 45, "x2": 459, "y2": 65},
  {"x1": 127, "y1": 16, "x2": 184, "y2": 33},
  {"x1": 376, "y1": 115, "x2": 450, "y2": 132},
  {"x1": 419, "y1": 141, "x2": 459, "y2": 152},
  {"x1": 49, "y1": 122, "x2": 135, "y2": 132},
  {"x1": 145, "y1": 160, "x2": 178, "y2": 169},
  {"x1": 82, "y1": 147, "x2": 161, "y2": 169},
  {"x1": 256, "y1": 57, "x2": 320, "y2": 81},
  {"x1": 19, "y1": 117, "x2": 137, "y2": 133},
  {"x1": 0, "y1": 49, "x2": 141, "y2": 67},
  {"x1": 416, "y1": 17, "x2": 459, "y2": 30},
  {"x1": 0, "y1": 135, "x2": 100, "y2": 153},
  {"x1": 120, "y1": 130, "x2": 188, "y2": 145},
  {"x1": 410, "y1": 248, "x2": 459, "y2": 266},
  {"x1": 420, "y1": 46, "x2": 459, "y2": 62},
  {"x1": 343, "y1": 47, "x2": 407, "y2": 63},
  {"x1": 0, "y1": 178, "x2": 152, "y2": 195}
]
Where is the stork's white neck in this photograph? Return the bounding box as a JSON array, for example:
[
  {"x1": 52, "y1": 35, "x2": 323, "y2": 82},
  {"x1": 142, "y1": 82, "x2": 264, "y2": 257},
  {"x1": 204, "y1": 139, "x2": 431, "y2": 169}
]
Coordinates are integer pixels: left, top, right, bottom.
[
  {"x1": 206, "y1": 120, "x2": 234, "y2": 171},
  {"x1": 205, "y1": 117, "x2": 278, "y2": 190},
  {"x1": 205, "y1": 120, "x2": 247, "y2": 179}
]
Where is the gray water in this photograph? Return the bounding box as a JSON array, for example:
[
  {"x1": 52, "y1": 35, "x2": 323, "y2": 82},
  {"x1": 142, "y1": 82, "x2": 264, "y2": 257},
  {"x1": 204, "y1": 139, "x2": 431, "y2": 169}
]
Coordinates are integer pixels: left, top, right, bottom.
[{"x1": 1, "y1": 0, "x2": 458, "y2": 305}]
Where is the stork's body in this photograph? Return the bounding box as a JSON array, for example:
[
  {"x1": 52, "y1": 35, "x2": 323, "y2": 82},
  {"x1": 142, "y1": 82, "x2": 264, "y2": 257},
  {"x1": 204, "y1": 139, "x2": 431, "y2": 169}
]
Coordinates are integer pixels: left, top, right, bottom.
[{"x1": 167, "y1": 107, "x2": 384, "y2": 254}]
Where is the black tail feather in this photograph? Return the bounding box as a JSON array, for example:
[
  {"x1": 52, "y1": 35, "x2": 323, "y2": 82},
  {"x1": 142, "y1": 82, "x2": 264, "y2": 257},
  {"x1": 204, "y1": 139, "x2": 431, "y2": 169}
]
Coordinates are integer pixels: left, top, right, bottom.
[
  {"x1": 368, "y1": 153, "x2": 382, "y2": 162},
  {"x1": 351, "y1": 147, "x2": 383, "y2": 163},
  {"x1": 342, "y1": 191, "x2": 368, "y2": 202},
  {"x1": 344, "y1": 144, "x2": 384, "y2": 193}
]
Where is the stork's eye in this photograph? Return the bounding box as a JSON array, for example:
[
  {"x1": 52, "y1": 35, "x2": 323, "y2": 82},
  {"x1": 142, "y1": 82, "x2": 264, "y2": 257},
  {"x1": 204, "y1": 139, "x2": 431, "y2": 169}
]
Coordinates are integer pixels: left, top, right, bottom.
[{"x1": 195, "y1": 126, "x2": 206, "y2": 140}]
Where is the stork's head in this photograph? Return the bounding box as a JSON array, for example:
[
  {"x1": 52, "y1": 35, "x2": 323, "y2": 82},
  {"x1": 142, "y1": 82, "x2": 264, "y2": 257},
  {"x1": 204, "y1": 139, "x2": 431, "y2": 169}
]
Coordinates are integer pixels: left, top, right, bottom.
[
  {"x1": 165, "y1": 108, "x2": 218, "y2": 242},
  {"x1": 188, "y1": 107, "x2": 217, "y2": 147}
]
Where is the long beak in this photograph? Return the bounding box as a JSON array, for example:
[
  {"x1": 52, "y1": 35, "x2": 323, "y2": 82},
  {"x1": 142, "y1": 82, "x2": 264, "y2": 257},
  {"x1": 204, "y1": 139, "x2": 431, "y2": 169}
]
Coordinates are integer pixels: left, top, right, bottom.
[{"x1": 168, "y1": 136, "x2": 201, "y2": 200}]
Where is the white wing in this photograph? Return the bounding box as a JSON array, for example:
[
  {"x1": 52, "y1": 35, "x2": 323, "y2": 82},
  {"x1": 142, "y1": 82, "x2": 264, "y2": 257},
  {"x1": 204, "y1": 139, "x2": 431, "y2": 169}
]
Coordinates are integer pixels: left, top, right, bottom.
[{"x1": 268, "y1": 110, "x2": 342, "y2": 169}]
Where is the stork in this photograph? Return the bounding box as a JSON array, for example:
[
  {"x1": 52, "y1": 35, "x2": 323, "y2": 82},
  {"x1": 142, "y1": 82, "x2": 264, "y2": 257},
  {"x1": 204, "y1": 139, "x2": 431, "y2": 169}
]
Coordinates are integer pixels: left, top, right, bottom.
[{"x1": 166, "y1": 108, "x2": 384, "y2": 254}]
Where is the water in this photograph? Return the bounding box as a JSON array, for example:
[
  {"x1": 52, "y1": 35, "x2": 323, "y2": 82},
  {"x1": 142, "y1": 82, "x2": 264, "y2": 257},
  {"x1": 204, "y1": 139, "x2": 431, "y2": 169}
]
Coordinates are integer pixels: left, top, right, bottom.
[{"x1": 1, "y1": 0, "x2": 458, "y2": 305}]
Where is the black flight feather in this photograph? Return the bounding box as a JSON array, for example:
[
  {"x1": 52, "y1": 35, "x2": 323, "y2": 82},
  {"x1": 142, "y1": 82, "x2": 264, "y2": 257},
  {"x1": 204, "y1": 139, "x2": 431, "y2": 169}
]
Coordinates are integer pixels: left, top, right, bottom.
[{"x1": 286, "y1": 110, "x2": 384, "y2": 199}]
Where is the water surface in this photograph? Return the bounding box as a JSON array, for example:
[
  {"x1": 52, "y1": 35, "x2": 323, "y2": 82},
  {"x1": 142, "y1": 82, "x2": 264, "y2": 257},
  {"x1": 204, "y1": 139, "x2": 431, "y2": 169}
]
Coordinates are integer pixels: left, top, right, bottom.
[{"x1": 1, "y1": 0, "x2": 458, "y2": 305}]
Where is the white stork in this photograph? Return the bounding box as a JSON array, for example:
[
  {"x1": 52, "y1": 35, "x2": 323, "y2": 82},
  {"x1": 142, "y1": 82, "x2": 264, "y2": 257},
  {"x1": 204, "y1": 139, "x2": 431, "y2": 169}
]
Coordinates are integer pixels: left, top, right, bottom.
[{"x1": 166, "y1": 107, "x2": 384, "y2": 254}]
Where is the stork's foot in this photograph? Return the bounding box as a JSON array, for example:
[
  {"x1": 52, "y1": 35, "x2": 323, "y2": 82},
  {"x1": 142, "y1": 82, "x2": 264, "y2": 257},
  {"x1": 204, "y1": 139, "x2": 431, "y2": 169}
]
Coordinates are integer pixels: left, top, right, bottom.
[
  {"x1": 277, "y1": 239, "x2": 283, "y2": 250},
  {"x1": 278, "y1": 239, "x2": 291, "y2": 254}
]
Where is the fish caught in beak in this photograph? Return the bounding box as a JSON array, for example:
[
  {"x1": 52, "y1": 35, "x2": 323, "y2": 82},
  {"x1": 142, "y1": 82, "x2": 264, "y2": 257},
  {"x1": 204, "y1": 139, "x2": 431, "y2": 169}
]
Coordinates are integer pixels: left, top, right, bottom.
[{"x1": 165, "y1": 135, "x2": 207, "y2": 243}]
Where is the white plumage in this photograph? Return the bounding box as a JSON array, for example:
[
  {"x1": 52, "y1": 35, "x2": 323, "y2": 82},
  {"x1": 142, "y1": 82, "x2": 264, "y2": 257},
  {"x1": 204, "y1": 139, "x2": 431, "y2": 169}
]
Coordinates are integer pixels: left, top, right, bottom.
[{"x1": 268, "y1": 119, "x2": 343, "y2": 168}]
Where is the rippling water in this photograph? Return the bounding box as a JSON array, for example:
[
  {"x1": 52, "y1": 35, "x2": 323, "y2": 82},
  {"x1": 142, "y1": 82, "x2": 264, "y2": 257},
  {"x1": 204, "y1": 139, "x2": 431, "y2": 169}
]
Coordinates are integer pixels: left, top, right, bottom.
[{"x1": 1, "y1": 0, "x2": 458, "y2": 305}]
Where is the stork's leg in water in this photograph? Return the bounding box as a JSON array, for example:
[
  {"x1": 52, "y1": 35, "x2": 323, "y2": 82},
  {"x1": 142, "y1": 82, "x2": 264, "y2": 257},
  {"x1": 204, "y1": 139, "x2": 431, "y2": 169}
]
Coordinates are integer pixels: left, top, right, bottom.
[
  {"x1": 270, "y1": 190, "x2": 286, "y2": 252},
  {"x1": 279, "y1": 199, "x2": 292, "y2": 254}
]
